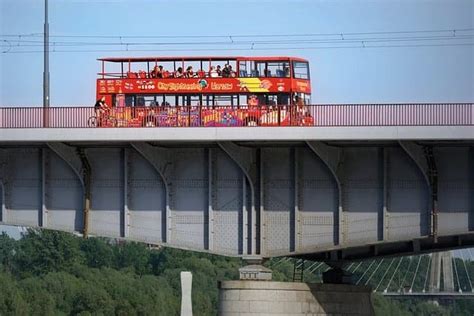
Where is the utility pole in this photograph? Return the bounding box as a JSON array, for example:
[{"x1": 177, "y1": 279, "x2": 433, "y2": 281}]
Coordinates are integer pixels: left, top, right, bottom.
[{"x1": 43, "y1": 0, "x2": 50, "y2": 126}]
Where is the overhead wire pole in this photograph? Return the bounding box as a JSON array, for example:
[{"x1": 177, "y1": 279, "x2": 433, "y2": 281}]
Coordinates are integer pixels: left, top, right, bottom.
[{"x1": 43, "y1": 0, "x2": 50, "y2": 127}]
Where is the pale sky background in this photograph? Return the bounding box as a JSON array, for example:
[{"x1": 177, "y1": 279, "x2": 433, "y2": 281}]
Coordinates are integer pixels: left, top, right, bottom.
[{"x1": 0, "y1": 0, "x2": 473, "y2": 106}]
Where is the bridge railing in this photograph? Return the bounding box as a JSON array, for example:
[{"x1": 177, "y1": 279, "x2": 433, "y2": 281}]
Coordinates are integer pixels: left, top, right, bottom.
[{"x1": 0, "y1": 103, "x2": 472, "y2": 128}]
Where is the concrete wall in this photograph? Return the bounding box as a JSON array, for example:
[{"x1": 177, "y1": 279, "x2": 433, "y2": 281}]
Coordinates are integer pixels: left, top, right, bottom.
[{"x1": 218, "y1": 281, "x2": 375, "y2": 316}]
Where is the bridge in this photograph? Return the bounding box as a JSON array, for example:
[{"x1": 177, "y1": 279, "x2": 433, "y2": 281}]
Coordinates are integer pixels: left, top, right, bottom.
[
  {"x1": 282, "y1": 249, "x2": 474, "y2": 301},
  {"x1": 1, "y1": 103, "x2": 473, "y2": 262}
]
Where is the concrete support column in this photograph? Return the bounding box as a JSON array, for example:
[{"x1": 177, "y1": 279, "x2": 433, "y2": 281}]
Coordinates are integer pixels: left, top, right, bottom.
[
  {"x1": 218, "y1": 281, "x2": 374, "y2": 316},
  {"x1": 441, "y1": 251, "x2": 454, "y2": 292},
  {"x1": 429, "y1": 252, "x2": 441, "y2": 292}
]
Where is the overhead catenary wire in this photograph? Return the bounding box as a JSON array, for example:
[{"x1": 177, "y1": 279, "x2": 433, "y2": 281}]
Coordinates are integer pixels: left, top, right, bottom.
[
  {"x1": 1, "y1": 27, "x2": 473, "y2": 54},
  {"x1": 1, "y1": 27, "x2": 473, "y2": 39},
  {"x1": 3, "y1": 34, "x2": 473, "y2": 47},
  {"x1": 3, "y1": 42, "x2": 472, "y2": 54}
]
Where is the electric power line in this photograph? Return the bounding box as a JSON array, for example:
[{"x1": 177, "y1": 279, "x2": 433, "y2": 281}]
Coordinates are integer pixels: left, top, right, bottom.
[
  {"x1": 2, "y1": 27, "x2": 473, "y2": 54},
  {"x1": 3, "y1": 42, "x2": 473, "y2": 54},
  {"x1": 1, "y1": 27, "x2": 472, "y2": 39}
]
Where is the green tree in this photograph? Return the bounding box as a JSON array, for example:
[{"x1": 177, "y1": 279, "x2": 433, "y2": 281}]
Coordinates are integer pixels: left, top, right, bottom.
[
  {"x1": 14, "y1": 229, "x2": 83, "y2": 276},
  {"x1": 80, "y1": 237, "x2": 114, "y2": 268},
  {"x1": 0, "y1": 232, "x2": 16, "y2": 272},
  {"x1": 0, "y1": 271, "x2": 29, "y2": 316},
  {"x1": 113, "y1": 241, "x2": 151, "y2": 275}
]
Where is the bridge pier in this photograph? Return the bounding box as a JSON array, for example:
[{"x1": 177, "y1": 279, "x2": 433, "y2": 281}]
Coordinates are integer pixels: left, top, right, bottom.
[
  {"x1": 218, "y1": 261, "x2": 373, "y2": 315},
  {"x1": 218, "y1": 280, "x2": 374, "y2": 316}
]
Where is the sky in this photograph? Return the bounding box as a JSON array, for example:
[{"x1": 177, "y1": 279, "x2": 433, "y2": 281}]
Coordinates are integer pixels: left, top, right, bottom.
[{"x1": 0, "y1": 0, "x2": 473, "y2": 105}]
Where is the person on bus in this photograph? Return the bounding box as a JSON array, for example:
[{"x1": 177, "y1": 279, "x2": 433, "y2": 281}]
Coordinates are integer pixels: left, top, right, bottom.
[
  {"x1": 295, "y1": 94, "x2": 306, "y2": 113},
  {"x1": 197, "y1": 69, "x2": 206, "y2": 78},
  {"x1": 229, "y1": 65, "x2": 236, "y2": 77},
  {"x1": 248, "y1": 95, "x2": 258, "y2": 108},
  {"x1": 151, "y1": 65, "x2": 164, "y2": 78},
  {"x1": 150, "y1": 65, "x2": 158, "y2": 78},
  {"x1": 216, "y1": 65, "x2": 222, "y2": 77},
  {"x1": 185, "y1": 66, "x2": 194, "y2": 78},
  {"x1": 222, "y1": 64, "x2": 231, "y2": 78},
  {"x1": 175, "y1": 67, "x2": 184, "y2": 78},
  {"x1": 209, "y1": 66, "x2": 218, "y2": 78}
]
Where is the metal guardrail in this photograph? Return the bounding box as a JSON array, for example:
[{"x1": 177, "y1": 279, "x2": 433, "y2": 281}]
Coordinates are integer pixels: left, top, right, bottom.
[{"x1": 0, "y1": 103, "x2": 472, "y2": 128}]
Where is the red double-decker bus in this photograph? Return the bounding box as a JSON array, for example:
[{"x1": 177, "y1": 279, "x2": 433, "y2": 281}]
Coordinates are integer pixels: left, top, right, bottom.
[{"x1": 94, "y1": 56, "x2": 312, "y2": 127}]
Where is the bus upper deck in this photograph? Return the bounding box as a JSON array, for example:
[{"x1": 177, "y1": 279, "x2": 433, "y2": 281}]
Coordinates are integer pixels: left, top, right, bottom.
[{"x1": 98, "y1": 56, "x2": 310, "y2": 80}]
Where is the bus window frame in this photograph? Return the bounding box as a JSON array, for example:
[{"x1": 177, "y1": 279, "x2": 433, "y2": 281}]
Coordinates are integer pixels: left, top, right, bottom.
[{"x1": 292, "y1": 61, "x2": 310, "y2": 80}]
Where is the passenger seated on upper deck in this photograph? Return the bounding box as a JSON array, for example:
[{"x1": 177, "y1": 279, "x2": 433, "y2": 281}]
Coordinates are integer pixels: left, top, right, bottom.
[
  {"x1": 284, "y1": 66, "x2": 290, "y2": 77},
  {"x1": 229, "y1": 65, "x2": 236, "y2": 77},
  {"x1": 185, "y1": 66, "x2": 195, "y2": 78},
  {"x1": 216, "y1": 65, "x2": 222, "y2": 77},
  {"x1": 209, "y1": 66, "x2": 219, "y2": 78},
  {"x1": 222, "y1": 64, "x2": 231, "y2": 78},
  {"x1": 150, "y1": 66, "x2": 158, "y2": 78},
  {"x1": 151, "y1": 65, "x2": 164, "y2": 78},
  {"x1": 175, "y1": 67, "x2": 184, "y2": 78},
  {"x1": 197, "y1": 69, "x2": 206, "y2": 78},
  {"x1": 138, "y1": 70, "x2": 147, "y2": 79}
]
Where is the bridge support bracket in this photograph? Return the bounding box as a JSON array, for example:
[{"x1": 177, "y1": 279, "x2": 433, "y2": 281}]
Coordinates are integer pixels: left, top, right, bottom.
[
  {"x1": 306, "y1": 141, "x2": 344, "y2": 245},
  {"x1": 130, "y1": 142, "x2": 172, "y2": 244},
  {"x1": 399, "y1": 141, "x2": 438, "y2": 242},
  {"x1": 47, "y1": 143, "x2": 90, "y2": 237},
  {"x1": 218, "y1": 142, "x2": 259, "y2": 256}
]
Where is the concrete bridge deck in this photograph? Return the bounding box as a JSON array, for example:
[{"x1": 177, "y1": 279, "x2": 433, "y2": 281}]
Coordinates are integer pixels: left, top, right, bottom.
[{"x1": 0, "y1": 126, "x2": 473, "y2": 142}]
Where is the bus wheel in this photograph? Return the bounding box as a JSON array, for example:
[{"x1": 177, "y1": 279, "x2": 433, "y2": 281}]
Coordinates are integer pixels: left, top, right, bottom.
[
  {"x1": 87, "y1": 116, "x2": 98, "y2": 127},
  {"x1": 245, "y1": 117, "x2": 258, "y2": 127}
]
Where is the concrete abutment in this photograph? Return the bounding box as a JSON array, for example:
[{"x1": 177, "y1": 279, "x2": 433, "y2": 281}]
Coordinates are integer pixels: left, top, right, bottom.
[{"x1": 218, "y1": 280, "x2": 375, "y2": 316}]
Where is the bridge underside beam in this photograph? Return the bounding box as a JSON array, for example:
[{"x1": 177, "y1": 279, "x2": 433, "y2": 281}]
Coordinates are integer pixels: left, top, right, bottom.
[
  {"x1": 0, "y1": 141, "x2": 472, "y2": 260},
  {"x1": 296, "y1": 233, "x2": 474, "y2": 262}
]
